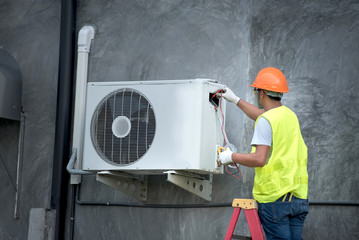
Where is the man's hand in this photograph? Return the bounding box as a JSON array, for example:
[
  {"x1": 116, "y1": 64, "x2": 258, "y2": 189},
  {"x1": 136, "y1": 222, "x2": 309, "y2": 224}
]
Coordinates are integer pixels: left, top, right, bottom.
[
  {"x1": 219, "y1": 149, "x2": 234, "y2": 165},
  {"x1": 217, "y1": 87, "x2": 240, "y2": 104}
]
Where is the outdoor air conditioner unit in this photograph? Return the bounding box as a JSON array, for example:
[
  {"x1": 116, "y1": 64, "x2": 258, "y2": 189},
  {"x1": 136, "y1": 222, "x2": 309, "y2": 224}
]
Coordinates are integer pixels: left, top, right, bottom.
[
  {"x1": 83, "y1": 79, "x2": 225, "y2": 173},
  {"x1": 79, "y1": 79, "x2": 226, "y2": 201}
]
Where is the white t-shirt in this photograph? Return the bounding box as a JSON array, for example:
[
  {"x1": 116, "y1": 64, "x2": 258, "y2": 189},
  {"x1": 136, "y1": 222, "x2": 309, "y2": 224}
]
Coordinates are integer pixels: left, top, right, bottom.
[{"x1": 251, "y1": 117, "x2": 272, "y2": 147}]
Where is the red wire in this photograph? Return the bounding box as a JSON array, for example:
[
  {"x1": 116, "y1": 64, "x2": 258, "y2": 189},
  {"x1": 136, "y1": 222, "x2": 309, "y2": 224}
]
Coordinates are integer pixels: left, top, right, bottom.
[
  {"x1": 225, "y1": 165, "x2": 242, "y2": 179},
  {"x1": 211, "y1": 90, "x2": 222, "y2": 99}
]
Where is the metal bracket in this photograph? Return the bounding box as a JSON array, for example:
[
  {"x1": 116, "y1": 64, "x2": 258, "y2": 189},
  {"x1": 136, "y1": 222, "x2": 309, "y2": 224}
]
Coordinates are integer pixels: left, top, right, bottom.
[
  {"x1": 166, "y1": 171, "x2": 213, "y2": 201},
  {"x1": 96, "y1": 171, "x2": 148, "y2": 202}
]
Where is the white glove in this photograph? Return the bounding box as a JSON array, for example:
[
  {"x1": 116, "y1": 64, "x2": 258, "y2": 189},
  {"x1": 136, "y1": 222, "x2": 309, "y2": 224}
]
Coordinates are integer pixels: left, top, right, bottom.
[
  {"x1": 217, "y1": 87, "x2": 240, "y2": 104},
  {"x1": 219, "y1": 149, "x2": 233, "y2": 165}
]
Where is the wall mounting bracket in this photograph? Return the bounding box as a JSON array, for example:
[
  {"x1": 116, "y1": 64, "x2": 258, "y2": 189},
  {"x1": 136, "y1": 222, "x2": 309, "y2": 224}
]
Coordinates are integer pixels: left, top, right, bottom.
[
  {"x1": 96, "y1": 171, "x2": 148, "y2": 202},
  {"x1": 166, "y1": 171, "x2": 213, "y2": 201}
]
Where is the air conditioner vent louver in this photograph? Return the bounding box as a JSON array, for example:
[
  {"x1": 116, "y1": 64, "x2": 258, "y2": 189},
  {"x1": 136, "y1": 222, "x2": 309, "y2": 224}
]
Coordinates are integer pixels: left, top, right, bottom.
[{"x1": 90, "y1": 88, "x2": 156, "y2": 165}]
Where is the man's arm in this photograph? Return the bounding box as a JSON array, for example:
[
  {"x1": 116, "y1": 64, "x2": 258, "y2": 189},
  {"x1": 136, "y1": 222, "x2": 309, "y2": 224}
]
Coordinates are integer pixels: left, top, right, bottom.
[
  {"x1": 219, "y1": 87, "x2": 264, "y2": 120},
  {"x1": 231, "y1": 145, "x2": 270, "y2": 167},
  {"x1": 237, "y1": 99, "x2": 265, "y2": 121}
]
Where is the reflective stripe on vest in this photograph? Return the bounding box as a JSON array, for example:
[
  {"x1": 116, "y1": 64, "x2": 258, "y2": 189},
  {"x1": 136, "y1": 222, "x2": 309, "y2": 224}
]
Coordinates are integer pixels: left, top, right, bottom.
[{"x1": 252, "y1": 106, "x2": 308, "y2": 203}]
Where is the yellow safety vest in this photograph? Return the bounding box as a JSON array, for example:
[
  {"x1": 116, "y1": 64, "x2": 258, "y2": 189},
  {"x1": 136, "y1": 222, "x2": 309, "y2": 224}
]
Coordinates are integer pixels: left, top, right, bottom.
[{"x1": 252, "y1": 106, "x2": 308, "y2": 203}]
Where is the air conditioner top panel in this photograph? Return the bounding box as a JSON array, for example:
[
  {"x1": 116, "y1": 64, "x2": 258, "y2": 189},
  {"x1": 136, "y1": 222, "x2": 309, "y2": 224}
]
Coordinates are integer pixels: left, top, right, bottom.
[{"x1": 87, "y1": 78, "x2": 217, "y2": 86}]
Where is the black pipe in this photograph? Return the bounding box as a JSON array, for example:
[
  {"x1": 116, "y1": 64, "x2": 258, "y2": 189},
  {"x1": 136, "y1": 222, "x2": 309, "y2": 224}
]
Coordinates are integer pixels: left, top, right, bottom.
[
  {"x1": 51, "y1": 0, "x2": 76, "y2": 240},
  {"x1": 308, "y1": 201, "x2": 359, "y2": 206},
  {"x1": 69, "y1": 185, "x2": 76, "y2": 240},
  {"x1": 74, "y1": 185, "x2": 359, "y2": 208}
]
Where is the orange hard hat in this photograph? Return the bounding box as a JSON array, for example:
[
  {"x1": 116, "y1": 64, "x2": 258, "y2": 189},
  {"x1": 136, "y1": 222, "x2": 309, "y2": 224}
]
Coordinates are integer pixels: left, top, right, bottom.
[{"x1": 249, "y1": 67, "x2": 289, "y2": 93}]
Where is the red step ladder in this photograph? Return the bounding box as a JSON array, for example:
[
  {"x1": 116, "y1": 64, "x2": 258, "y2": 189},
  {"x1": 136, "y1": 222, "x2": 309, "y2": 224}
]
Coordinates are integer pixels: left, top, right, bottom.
[{"x1": 225, "y1": 199, "x2": 265, "y2": 240}]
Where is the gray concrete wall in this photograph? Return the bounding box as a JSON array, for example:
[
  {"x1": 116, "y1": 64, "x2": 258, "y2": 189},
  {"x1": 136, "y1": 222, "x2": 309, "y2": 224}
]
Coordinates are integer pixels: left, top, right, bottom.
[
  {"x1": 0, "y1": 0, "x2": 60, "y2": 239},
  {"x1": 0, "y1": 0, "x2": 358, "y2": 239}
]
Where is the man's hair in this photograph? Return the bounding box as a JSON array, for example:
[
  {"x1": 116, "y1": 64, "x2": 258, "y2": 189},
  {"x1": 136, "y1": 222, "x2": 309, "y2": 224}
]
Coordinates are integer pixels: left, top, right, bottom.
[
  {"x1": 257, "y1": 88, "x2": 282, "y2": 101},
  {"x1": 264, "y1": 90, "x2": 282, "y2": 101},
  {"x1": 267, "y1": 95, "x2": 281, "y2": 101}
]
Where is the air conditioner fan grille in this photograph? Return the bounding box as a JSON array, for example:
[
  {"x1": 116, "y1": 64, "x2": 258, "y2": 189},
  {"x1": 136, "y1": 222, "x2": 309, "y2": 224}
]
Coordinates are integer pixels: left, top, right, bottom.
[{"x1": 91, "y1": 88, "x2": 156, "y2": 165}]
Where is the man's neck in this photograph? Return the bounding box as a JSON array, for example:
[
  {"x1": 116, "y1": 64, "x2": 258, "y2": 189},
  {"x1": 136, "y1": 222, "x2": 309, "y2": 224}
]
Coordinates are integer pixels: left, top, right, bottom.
[{"x1": 263, "y1": 101, "x2": 282, "y2": 111}]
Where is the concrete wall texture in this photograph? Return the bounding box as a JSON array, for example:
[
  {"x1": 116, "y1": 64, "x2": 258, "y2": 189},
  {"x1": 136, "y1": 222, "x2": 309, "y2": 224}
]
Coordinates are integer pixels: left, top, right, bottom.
[{"x1": 0, "y1": 0, "x2": 358, "y2": 239}]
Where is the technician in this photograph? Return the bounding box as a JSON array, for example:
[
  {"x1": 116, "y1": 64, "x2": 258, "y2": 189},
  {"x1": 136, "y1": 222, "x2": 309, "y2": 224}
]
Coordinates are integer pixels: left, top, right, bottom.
[{"x1": 218, "y1": 67, "x2": 309, "y2": 240}]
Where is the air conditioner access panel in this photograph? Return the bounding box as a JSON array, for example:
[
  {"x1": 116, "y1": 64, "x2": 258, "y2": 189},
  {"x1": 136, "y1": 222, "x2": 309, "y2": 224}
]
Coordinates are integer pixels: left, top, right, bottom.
[{"x1": 82, "y1": 79, "x2": 226, "y2": 174}]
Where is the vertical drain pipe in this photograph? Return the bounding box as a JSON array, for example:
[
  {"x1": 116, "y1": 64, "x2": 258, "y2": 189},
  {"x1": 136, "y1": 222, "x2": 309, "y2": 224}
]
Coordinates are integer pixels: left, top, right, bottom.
[
  {"x1": 51, "y1": 0, "x2": 76, "y2": 240},
  {"x1": 71, "y1": 25, "x2": 95, "y2": 185}
]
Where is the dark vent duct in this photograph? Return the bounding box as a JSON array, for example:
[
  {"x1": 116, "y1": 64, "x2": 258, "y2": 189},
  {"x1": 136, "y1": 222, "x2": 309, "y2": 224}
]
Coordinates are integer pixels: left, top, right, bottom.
[{"x1": 0, "y1": 48, "x2": 22, "y2": 121}]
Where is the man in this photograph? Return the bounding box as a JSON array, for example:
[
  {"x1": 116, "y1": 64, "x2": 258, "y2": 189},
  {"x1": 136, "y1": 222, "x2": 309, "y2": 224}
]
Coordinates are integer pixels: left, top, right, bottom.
[{"x1": 218, "y1": 67, "x2": 309, "y2": 240}]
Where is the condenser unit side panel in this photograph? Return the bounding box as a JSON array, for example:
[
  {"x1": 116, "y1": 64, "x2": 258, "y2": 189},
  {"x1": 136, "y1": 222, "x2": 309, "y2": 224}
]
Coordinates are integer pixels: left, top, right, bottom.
[{"x1": 198, "y1": 82, "x2": 226, "y2": 173}]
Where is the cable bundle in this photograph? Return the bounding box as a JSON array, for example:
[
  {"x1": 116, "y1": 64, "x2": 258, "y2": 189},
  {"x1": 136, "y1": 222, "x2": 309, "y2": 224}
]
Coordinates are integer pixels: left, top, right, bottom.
[{"x1": 212, "y1": 90, "x2": 241, "y2": 179}]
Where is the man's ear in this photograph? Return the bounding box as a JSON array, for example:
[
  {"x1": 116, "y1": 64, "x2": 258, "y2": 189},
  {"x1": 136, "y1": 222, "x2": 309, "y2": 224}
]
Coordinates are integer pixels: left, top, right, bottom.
[{"x1": 260, "y1": 90, "x2": 264, "y2": 97}]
